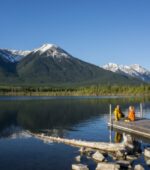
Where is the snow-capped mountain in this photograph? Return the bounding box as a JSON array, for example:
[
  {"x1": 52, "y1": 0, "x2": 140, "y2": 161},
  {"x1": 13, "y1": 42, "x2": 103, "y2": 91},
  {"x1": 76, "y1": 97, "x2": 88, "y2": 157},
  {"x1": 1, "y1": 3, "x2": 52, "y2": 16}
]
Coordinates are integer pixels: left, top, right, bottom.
[
  {"x1": 0, "y1": 44, "x2": 71, "y2": 63},
  {"x1": 0, "y1": 49, "x2": 31, "y2": 63},
  {"x1": 0, "y1": 44, "x2": 144, "y2": 85},
  {"x1": 102, "y1": 63, "x2": 150, "y2": 82},
  {"x1": 32, "y1": 44, "x2": 71, "y2": 58}
]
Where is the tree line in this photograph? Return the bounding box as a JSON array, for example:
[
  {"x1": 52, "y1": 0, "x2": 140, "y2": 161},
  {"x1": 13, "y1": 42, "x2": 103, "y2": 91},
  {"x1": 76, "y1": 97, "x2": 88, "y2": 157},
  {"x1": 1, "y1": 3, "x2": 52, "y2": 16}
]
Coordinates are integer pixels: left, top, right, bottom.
[{"x1": 0, "y1": 84, "x2": 149, "y2": 96}]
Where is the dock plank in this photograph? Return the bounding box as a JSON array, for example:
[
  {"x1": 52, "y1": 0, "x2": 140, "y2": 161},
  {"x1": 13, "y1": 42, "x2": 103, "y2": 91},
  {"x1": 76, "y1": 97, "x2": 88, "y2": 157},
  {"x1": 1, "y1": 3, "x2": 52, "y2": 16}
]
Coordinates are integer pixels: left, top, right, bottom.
[{"x1": 108, "y1": 118, "x2": 150, "y2": 138}]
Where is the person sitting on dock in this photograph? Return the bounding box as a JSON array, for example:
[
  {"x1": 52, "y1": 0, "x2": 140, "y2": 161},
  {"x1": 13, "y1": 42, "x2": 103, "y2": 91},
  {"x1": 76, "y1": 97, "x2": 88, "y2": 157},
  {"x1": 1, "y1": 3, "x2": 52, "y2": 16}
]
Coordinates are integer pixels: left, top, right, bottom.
[
  {"x1": 114, "y1": 105, "x2": 124, "y2": 121},
  {"x1": 127, "y1": 106, "x2": 135, "y2": 121}
]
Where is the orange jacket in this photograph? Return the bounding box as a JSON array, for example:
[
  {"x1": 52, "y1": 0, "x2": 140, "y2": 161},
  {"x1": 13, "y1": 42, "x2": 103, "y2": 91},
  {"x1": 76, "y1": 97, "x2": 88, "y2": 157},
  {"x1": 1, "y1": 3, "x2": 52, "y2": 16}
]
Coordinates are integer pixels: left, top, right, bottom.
[{"x1": 128, "y1": 110, "x2": 135, "y2": 121}]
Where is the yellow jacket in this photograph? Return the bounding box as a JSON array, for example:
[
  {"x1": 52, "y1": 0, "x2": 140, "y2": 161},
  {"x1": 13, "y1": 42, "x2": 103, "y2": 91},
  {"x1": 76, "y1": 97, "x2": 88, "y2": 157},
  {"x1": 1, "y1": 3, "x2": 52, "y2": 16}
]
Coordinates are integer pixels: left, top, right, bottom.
[{"x1": 114, "y1": 108, "x2": 123, "y2": 121}]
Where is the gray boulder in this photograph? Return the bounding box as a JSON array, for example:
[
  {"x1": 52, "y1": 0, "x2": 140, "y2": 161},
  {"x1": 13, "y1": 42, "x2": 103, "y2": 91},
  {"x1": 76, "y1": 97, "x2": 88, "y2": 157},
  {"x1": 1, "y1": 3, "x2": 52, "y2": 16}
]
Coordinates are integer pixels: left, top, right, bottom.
[
  {"x1": 126, "y1": 155, "x2": 137, "y2": 161},
  {"x1": 79, "y1": 147, "x2": 85, "y2": 153},
  {"x1": 144, "y1": 148, "x2": 150, "y2": 158},
  {"x1": 75, "y1": 155, "x2": 81, "y2": 162},
  {"x1": 96, "y1": 163, "x2": 120, "y2": 170},
  {"x1": 145, "y1": 157, "x2": 150, "y2": 166},
  {"x1": 134, "y1": 164, "x2": 145, "y2": 170},
  {"x1": 116, "y1": 160, "x2": 131, "y2": 168},
  {"x1": 72, "y1": 164, "x2": 89, "y2": 170},
  {"x1": 92, "y1": 151, "x2": 105, "y2": 162},
  {"x1": 115, "y1": 150, "x2": 125, "y2": 159}
]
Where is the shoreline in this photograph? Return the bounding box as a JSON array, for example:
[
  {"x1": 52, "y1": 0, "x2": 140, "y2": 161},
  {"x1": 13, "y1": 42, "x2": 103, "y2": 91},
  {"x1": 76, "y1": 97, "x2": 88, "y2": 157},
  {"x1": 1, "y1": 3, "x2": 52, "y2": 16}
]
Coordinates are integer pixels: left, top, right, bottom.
[
  {"x1": 0, "y1": 92, "x2": 149, "y2": 97},
  {"x1": 0, "y1": 84, "x2": 149, "y2": 97}
]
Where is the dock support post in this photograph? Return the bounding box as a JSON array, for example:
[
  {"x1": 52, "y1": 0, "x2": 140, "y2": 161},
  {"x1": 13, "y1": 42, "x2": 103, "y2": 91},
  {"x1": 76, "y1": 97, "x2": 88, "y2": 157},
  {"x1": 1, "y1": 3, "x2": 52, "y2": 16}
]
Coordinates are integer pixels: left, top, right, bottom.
[
  {"x1": 109, "y1": 104, "x2": 112, "y2": 143},
  {"x1": 109, "y1": 128, "x2": 112, "y2": 143},
  {"x1": 140, "y1": 103, "x2": 143, "y2": 118},
  {"x1": 109, "y1": 104, "x2": 112, "y2": 124}
]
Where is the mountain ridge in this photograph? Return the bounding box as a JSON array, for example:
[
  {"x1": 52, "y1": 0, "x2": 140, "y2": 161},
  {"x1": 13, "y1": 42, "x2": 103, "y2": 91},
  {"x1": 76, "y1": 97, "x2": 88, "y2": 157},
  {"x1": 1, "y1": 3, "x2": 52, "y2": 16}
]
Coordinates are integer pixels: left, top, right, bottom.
[
  {"x1": 0, "y1": 44, "x2": 71, "y2": 63},
  {"x1": 102, "y1": 63, "x2": 150, "y2": 82},
  {"x1": 0, "y1": 44, "x2": 145, "y2": 86}
]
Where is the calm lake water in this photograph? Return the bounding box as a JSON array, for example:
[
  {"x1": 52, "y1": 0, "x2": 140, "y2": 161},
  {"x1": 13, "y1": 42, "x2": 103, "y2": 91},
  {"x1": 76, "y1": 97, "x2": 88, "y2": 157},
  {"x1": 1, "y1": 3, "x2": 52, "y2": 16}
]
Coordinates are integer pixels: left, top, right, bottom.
[{"x1": 0, "y1": 96, "x2": 150, "y2": 170}]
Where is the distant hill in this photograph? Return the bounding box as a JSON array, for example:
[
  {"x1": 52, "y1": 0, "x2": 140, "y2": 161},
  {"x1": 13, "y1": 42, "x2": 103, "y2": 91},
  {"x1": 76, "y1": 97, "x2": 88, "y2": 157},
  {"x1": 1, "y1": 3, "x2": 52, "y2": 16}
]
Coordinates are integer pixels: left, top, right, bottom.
[
  {"x1": 0, "y1": 44, "x2": 144, "y2": 86},
  {"x1": 103, "y1": 63, "x2": 150, "y2": 83}
]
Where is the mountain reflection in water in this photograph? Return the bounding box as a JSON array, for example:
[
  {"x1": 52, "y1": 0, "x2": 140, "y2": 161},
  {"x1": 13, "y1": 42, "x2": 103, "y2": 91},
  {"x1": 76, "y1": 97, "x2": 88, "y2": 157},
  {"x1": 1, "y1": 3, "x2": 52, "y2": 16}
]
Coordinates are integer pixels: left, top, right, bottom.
[{"x1": 0, "y1": 97, "x2": 149, "y2": 138}]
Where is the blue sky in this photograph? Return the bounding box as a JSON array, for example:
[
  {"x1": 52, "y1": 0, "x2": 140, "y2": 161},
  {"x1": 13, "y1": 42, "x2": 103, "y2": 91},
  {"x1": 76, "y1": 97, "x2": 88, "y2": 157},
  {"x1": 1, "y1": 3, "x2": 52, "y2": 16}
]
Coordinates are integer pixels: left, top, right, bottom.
[{"x1": 0, "y1": 0, "x2": 150, "y2": 69}]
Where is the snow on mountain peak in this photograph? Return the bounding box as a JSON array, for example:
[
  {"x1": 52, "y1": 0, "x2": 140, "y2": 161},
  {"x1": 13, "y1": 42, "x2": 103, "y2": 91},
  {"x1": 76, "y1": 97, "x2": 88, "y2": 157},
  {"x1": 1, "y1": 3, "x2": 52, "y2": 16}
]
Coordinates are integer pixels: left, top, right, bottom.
[
  {"x1": 0, "y1": 43, "x2": 72, "y2": 62},
  {"x1": 11, "y1": 50, "x2": 31, "y2": 56},
  {"x1": 32, "y1": 43, "x2": 71, "y2": 59},
  {"x1": 0, "y1": 48, "x2": 31, "y2": 63},
  {"x1": 33, "y1": 43, "x2": 58, "y2": 53},
  {"x1": 103, "y1": 63, "x2": 120, "y2": 72},
  {"x1": 102, "y1": 63, "x2": 150, "y2": 82},
  {"x1": 130, "y1": 64, "x2": 149, "y2": 74}
]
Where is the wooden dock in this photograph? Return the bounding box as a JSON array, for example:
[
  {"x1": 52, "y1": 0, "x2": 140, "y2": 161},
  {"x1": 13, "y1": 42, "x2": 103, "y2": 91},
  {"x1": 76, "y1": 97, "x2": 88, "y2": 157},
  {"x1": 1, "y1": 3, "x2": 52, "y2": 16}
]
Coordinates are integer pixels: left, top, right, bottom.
[{"x1": 108, "y1": 118, "x2": 150, "y2": 139}]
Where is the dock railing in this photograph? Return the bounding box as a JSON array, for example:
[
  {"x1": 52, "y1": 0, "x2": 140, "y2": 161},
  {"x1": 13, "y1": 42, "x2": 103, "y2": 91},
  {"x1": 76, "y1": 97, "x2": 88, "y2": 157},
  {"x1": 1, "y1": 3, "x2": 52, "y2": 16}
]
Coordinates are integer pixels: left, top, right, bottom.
[
  {"x1": 109, "y1": 104, "x2": 112, "y2": 143},
  {"x1": 109, "y1": 104, "x2": 112, "y2": 124},
  {"x1": 140, "y1": 103, "x2": 143, "y2": 118},
  {"x1": 134, "y1": 103, "x2": 144, "y2": 118}
]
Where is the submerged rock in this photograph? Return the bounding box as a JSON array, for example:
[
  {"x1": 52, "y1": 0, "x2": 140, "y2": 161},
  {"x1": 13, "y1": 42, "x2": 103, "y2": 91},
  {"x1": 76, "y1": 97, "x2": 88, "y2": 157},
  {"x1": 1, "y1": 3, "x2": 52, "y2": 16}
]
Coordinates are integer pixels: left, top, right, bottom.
[
  {"x1": 72, "y1": 164, "x2": 89, "y2": 170},
  {"x1": 134, "y1": 164, "x2": 145, "y2": 170},
  {"x1": 112, "y1": 156, "x2": 117, "y2": 160},
  {"x1": 108, "y1": 153, "x2": 117, "y2": 160},
  {"x1": 75, "y1": 155, "x2": 81, "y2": 162},
  {"x1": 96, "y1": 162, "x2": 120, "y2": 170},
  {"x1": 86, "y1": 156, "x2": 91, "y2": 159},
  {"x1": 79, "y1": 147, "x2": 85, "y2": 153},
  {"x1": 84, "y1": 148, "x2": 95, "y2": 156},
  {"x1": 126, "y1": 155, "x2": 138, "y2": 161},
  {"x1": 92, "y1": 151, "x2": 105, "y2": 162},
  {"x1": 116, "y1": 160, "x2": 131, "y2": 168},
  {"x1": 144, "y1": 148, "x2": 150, "y2": 158},
  {"x1": 79, "y1": 147, "x2": 94, "y2": 156},
  {"x1": 146, "y1": 159, "x2": 150, "y2": 166},
  {"x1": 84, "y1": 148, "x2": 95, "y2": 153},
  {"x1": 145, "y1": 157, "x2": 150, "y2": 166},
  {"x1": 115, "y1": 150, "x2": 125, "y2": 159}
]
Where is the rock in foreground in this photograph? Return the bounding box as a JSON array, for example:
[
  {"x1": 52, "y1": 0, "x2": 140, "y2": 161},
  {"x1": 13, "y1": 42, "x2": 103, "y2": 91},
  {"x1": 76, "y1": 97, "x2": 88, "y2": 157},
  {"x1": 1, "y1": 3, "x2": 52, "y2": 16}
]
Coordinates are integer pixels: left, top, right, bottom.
[
  {"x1": 144, "y1": 148, "x2": 150, "y2": 158},
  {"x1": 72, "y1": 164, "x2": 89, "y2": 170},
  {"x1": 75, "y1": 155, "x2": 81, "y2": 162},
  {"x1": 134, "y1": 164, "x2": 145, "y2": 170},
  {"x1": 116, "y1": 160, "x2": 131, "y2": 168},
  {"x1": 92, "y1": 151, "x2": 105, "y2": 162},
  {"x1": 96, "y1": 162, "x2": 120, "y2": 170}
]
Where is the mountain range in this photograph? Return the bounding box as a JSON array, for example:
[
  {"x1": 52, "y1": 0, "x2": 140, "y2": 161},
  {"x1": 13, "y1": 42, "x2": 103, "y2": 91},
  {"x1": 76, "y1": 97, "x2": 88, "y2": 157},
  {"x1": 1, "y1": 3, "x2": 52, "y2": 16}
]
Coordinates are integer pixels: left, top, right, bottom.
[
  {"x1": 103, "y1": 63, "x2": 150, "y2": 83},
  {"x1": 0, "y1": 44, "x2": 144, "y2": 86}
]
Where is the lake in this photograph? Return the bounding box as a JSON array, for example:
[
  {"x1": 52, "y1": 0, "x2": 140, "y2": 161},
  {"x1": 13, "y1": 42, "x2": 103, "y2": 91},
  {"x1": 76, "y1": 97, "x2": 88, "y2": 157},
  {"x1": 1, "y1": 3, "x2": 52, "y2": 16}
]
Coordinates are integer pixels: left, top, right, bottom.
[{"x1": 0, "y1": 96, "x2": 150, "y2": 170}]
